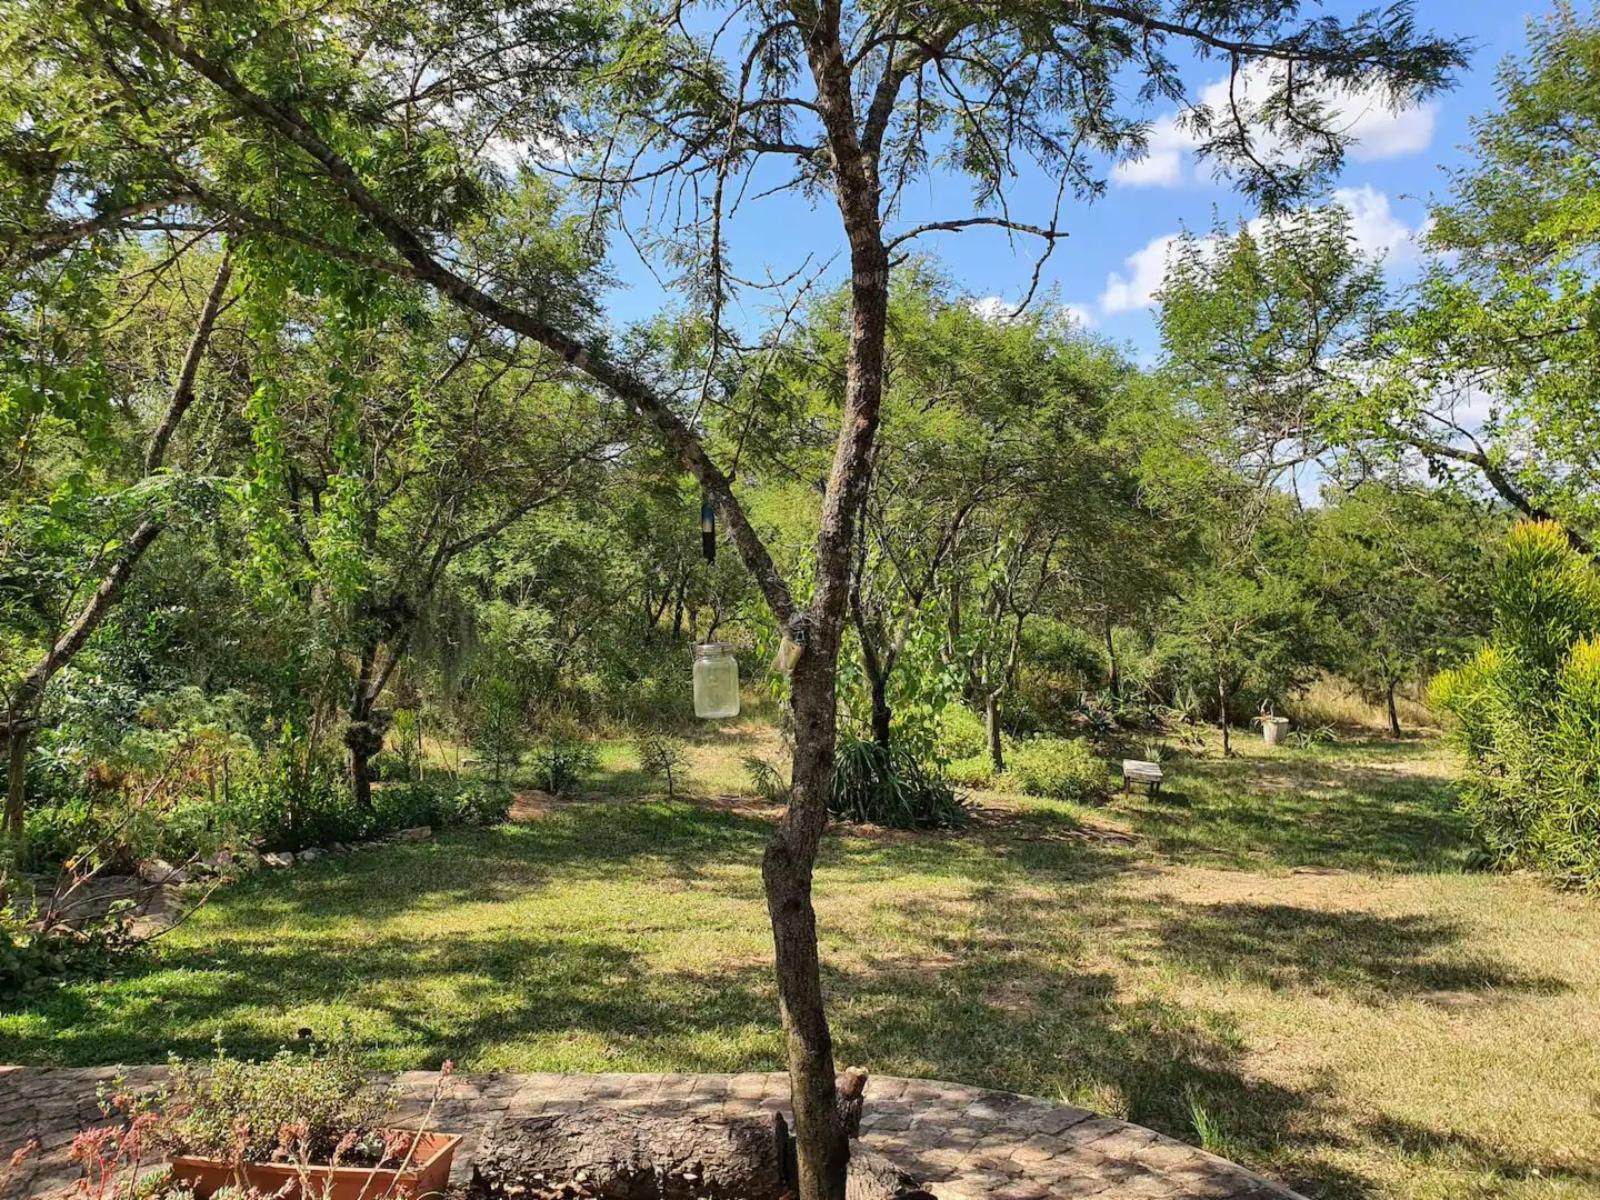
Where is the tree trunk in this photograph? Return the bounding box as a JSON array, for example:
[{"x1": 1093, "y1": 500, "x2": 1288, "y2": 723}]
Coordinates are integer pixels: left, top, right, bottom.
[
  {"x1": 868, "y1": 678, "x2": 892, "y2": 751},
  {"x1": 345, "y1": 645, "x2": 385, "y2": 812},
  {"x1": 763, "y1": 650, "x2": 850, "y2": 1200},
  {"x1": 1386, "y1": 679, "x2": 1402, "y2": 739},
  {"x1": 1217, "y1": 676, "x2": 1231, "y2": 757},
  {"x1": 4, "y1": 724, "x2": 29, "y2": 849},
  {"x1": 1103, "y1": 619, "x2": 1119, "y2": 702},
  {"x1": 985, "y1": 694, "x2": 1004, "y2": 773}
]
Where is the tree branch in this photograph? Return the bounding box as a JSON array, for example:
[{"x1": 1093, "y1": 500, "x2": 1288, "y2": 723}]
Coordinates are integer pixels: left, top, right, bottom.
[{"x1": 97, "y1": 0, "x2": 798, "y2": 627}]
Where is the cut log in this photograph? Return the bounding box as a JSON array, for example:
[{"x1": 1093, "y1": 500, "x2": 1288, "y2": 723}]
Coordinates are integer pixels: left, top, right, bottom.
[{"x1": 469, "y1": 1111, "x2": 933, "y2": 1200}]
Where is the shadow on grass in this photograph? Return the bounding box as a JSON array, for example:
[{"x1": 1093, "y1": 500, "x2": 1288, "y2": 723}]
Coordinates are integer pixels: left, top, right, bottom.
[
  {"x1": 1361, "y1": 1114, "x2": 1600, "y2": 1191},
  {"x1": 1149, "y1": 901, "x2": 1566, "y2": 1004}
]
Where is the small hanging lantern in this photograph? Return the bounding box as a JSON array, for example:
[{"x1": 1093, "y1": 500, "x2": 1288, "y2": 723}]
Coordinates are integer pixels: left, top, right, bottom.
[
  {"x1": 693, "y1": 641, "x2": 740, "y2": 719},
  {"x1": 700, "y1": 496, "x2": 716, "y2": 564}
]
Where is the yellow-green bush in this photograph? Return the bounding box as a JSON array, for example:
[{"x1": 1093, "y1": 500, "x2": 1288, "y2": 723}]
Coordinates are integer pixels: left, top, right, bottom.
[
  {"x1": 1430, "y1": 522, "x2": 1600, "y2": 885},
  {"x1": 1008, "y1": 737, "x2": 1108, "y2": 803},
  {"x1": 939, "y1": 704, "x2": 989, "y2": 761}
]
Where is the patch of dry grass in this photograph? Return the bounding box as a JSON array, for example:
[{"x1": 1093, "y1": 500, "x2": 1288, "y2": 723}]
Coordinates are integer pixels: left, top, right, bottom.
[{"x1": 1292, "y1": 675, "x2": 1438, "y2": 736}]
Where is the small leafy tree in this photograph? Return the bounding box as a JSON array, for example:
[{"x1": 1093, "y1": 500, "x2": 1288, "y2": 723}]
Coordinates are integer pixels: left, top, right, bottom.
[
  {"x1": 472, "y1": 678, "x2": 526, "y2": 785},
  {"x1": 637, "y1": 733, "x2": 688, "y2": 799},
  {"x1": 1306, "y1": 484, "x2": 1495, "y2": 735},
  {"x1": 1160, "y1": 563, "x2": 1318, "y2": 756}
]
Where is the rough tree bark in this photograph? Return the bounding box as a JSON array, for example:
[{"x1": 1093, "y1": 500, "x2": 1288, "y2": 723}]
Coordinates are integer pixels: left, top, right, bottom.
[
  {"x1": 1217, "y1": 675, "x2": 1232, "y2": 757},
  {"x1": 4, "y1": 716, "x2": 34, "y2": 845},
  {"x1": 1386, "y1": 678, "x2": 1402, "y2": 739},
  {"x1": 470, "y1": 1101, "x2": 932, "y2": 1199},
  {"x1": 984, "y1": 694, "x2": 1004, "y2": 774},
  {"x1": 1104, "y1": 619, "x2": 1120, "y2": 703}
]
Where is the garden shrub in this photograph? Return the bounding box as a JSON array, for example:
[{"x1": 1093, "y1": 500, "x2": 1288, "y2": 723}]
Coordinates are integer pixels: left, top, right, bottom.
[
  {"x1": 1008, "y1": 736, "x2": 1107, "y2": 803},
  {"x1": 1431, "y1": 521, "x2": 1600, "y2": 884},
  {"x1": 369, "y1": 750, "x2": 409, "y2": 782},
  {"x1": 446, "y1": 779, "x2": 513, "y2": 826},
  {"x1": 938, "y1": 705, "x2": 988, "y2": 760},
  {"x1": 228, "y1": 739, "x2": 361, "y2": 850},
  {"x1": 23, "y1": 796, "x2": 101, "y2": 870},
  {"x1": 527, "y1": 738, "x2": 598, "y2": 794},
  {"x1": 946, "y1": 753, "x2": 1001, "y2": 790},
  {"x1": 743, "y1": 755, "x2": 790, "y2": 803},
  {"x1": 830, "y1": 734, "x2": 967, "y2": 829}
]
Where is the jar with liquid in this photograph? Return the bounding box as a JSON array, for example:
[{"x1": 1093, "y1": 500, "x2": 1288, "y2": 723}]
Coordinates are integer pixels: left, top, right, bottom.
[{"x1": 692, "y1": 642, "x2": 740, "y2": 719}]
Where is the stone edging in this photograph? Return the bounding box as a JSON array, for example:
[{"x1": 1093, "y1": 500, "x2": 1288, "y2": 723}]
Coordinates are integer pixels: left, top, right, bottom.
[{"x1": 1, "y1": 1067, "x2": 1305, "y2": 1200}]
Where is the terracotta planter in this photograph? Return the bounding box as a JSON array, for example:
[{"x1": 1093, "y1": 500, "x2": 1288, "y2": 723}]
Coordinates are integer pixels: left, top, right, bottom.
[{"x1": 170, "y1": 1132, "x2": 462, "y2": 1200}]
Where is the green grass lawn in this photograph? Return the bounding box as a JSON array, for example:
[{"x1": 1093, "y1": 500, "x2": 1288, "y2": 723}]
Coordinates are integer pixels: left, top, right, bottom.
[{"x1": 5, "y1": 728, "x2": 1598, "y2": 1200}]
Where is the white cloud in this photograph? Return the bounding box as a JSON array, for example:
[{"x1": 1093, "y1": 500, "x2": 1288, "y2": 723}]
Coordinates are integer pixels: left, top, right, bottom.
[
  {"x1": 1330, "y1": 185, "x2": 1423, "y2": 264},
  {"x1": 1099, "y1": 233, "x2": 1183, "y2": 314},
  {"x1": 1113, "y1": 65, "x2": 1437, "y2": 189},
  {"x1": 970, "y1": 296, "x2": 1013, "y2": 322},
  {"x1": 971, "y1": 297, "x2": 1098, "y2": 329},
  {"x1": 1346, "y1": 100, "x2": 1437, "y2": 161},
  {"x1": 1110, "y1": 115, "x2": 1190, "y2": 188},
  {"x1": 1060, "y1": 302, "x2": 1097, "y2": 329},
  {"x1": 1096, "y1": 188, "x2": 1425, "y2": 316}
]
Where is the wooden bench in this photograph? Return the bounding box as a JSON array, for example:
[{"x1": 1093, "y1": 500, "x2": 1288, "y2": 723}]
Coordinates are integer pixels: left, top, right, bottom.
[{"x1": 1121, "y1": 759, "x2": 1164, "y2": 799}]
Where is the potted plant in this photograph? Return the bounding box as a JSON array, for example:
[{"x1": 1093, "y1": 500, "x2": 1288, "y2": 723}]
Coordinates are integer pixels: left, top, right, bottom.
[{"x1": 113, "y1": 1041, "x2": 461, "y2": 1200}]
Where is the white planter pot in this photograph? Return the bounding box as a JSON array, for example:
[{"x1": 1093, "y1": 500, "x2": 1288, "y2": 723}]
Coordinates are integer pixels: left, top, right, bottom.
[{"x1": 1261, "y1": 716, "x2": 1290, "y2": 746}]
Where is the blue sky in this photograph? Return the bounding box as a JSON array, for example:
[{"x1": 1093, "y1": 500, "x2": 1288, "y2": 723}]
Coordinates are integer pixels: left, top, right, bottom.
[{"x1": 596, "y1": 1, "x2": 1551, "y2": 360}]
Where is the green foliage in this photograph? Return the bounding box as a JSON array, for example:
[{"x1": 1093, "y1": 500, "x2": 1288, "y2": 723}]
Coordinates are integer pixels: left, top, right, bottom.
[
  {"x1": 830, "y1": 735, "x2": 966, "y2": 830},
  {"x1": 1289, "y1": 724, "x2": 1338, "y2": 751},
  {"x1": 155, "y1": 1040, "x2": 398, "y2": 1163},
  {"x1": 636, "y1": 733, "x2": 688, "y2": 799},
  {"x1": 742, "y1": 755, "x2": 790, "y2": 804},
  {"x1": 1403, "y1": 4, "x2": 1600, "y2": 538},
  {"x1": 1304, "y1": 484, "x2": 1496, "y2": 729},
  {"x1": 938, "y1": 705, "x2": 988, "y2": 761},
  {"x1": 1431, "y1": 522, "x2": 1600, "y2": 884},
  {"x1": 945, "y1": 753, "x2": 1005, "y2": 791},
  {"x1": 472, "y1": 677, "x2": 527, "y2": 784},
  {"x1": 445, "y1": 779, "x2": 514, "y2": 827},
  {"x1": 527, "y1": 739, "x2": 598, "y2": 795},
  {"x1": 1156, "y1": 544, "x2": 1320, "y2": 740},
  {"x1": 391, "y1": 708, "x2": 424, "y2": 782},
  {"x1": 1008, "y1": 737, "x2": 1107, "y2": 804}
]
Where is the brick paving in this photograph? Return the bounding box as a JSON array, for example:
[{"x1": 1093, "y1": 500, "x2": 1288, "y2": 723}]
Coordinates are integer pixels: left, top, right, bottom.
[{"x1": 1, "y1": 1067, "x2": 1304, "y2": 1199}]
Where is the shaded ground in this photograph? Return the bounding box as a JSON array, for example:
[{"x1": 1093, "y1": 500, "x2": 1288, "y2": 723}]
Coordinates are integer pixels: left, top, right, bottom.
[{"x1": 3, "y1": 733, "x2": 1597, "y2": 1200}]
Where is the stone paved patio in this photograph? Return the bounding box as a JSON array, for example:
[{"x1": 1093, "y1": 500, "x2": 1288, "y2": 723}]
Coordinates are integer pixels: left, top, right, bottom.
[{"x1": 2, "y1": 1067, "x2": 1304, "y2": 1199}]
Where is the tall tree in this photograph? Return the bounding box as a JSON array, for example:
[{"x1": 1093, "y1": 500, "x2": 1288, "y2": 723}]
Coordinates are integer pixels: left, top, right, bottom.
[
  {"x1": 1304, "y1": 483, "x2": 1495, "y2": 736},
  {"x1": 2, "y1": 0, "x2": 1465, "y2": 1192},
  {"x1": 230, "y1": 275, "x2": 618, "y2": 809},
  {"x1": 1394, "y1": 3, "x2": 1600, "y2": 542},
  {"x1": 1, "y1": 248, "x2": 238, "y2": 846}
]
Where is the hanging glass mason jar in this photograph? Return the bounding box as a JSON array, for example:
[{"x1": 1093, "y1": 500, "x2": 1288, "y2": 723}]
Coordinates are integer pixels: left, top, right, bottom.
[{"x1": 692, "y1": 641, "x2": 740, "y2": 719}]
